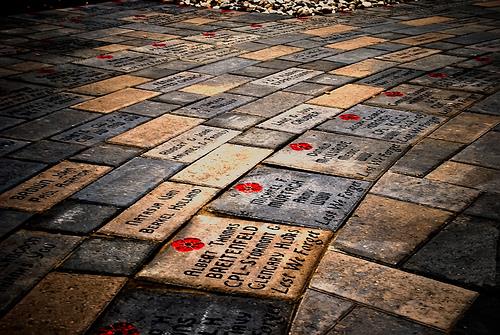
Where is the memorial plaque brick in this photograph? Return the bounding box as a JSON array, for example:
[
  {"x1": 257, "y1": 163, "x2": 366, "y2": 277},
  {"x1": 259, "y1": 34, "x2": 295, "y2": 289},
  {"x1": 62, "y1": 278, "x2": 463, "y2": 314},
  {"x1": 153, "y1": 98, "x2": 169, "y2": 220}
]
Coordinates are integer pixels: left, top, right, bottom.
[
  {"x1": 304, "y1": 24, "x2": 355, "y2": 37},
  {"x1": 317, "y1": 105, "x2": 443, "y2": 143},
  {"x1": 121, "y1": 13, "x2": 183, "y2": 26},
  {"x1": 366, "y1": 84, "x2": 481, "y2": 116},
  {"x1": 358, "y1": 67, "x2": 424, "y2": 88},
  {"x1": 0, "y1": 230, "x2": 81, "y2": 314},
  {"x1": 265, "y1": 130, "x2": 407, "y2": 181},
  {"x1": 209, "y1": 166, "x2": 370, "y2": 231},
  {"x1": 279, "y1": 48, "x2": 339, "y2": 63},
  {"x1": 452, "y1": 132, "x2": 500, "y2": 169},
  {"x1": 0, "y1": 138, "x2": 28, "y2": 157},
  {"x1": 8, "y1": 140, "x2": 85, "y2": 164},
  {"x1": 144, "y1": 125, "x2": 240, "y2": 163},
  {"x1": 241, "y1": 45, "x2": 303, "y2": 61},
  {"x1": 185, "y1": 30, "x2": 260, "y2": 46},
  {"x1": 331, "y1": 59, "x2": 397, "y2": 78},
  {"x1": 182, "y1": 47, "x2": 244, "y2": 64},
  {"x1": 137, "y1": 215, "x2": 332, "y2": 300},
  {"x1": 99, "y1": 182, "x2": 218, "y2": 241},
  {"x1": 74, "y1": 157, "x2": 183, "y2": 207},
  {"x1": 11, "y1": 64, "x2": 115, "y2": 88},
  {"x1": 75, "y1": 51, "x2": 168, "y2": 73},
  {"x1": 469, "y1": 38, "x2": 500, "y2": 52},
  {"x1": 27, "y1": 36, "x2": 107, "y2": 54},
  {"x1": 173, "y1": 93, "x2": 254, "y2": 119},
  {"x1": 401, "y1": 16, "x2": 454, "y2": 26},
  {"x1": 132, "y1": 40, "x2": 215, "y2": 59},
  {"x1": 394, "y1": 32, "x2": 455, "y2": 46},
  {"x1": 171, "y1": 144, "x2": 272, "y2": 188},
  {"x1": 108, "y1": 113, "x2": 203, "y2": 148},
  {"x1": 0, "y1": 161, "x2": 111, "y2": 212},
  {"x1": 233, "y1": 21, "x2": 302, "y2": 37},
  {"x1": 71, "y1": 74, "x2": 151, "y2": 96},
  {"x1": 88, "y1": 287, "x2": 293, "y2": 335},
  {"x1": 72, "y1": 88, "x2": 159, "y2": 114},
  {"x1": 311, "y1": 31, "x2": 366, "y2": 44},
  {"x1": 52, "y1": 112, "x2": 150, "y2": 146},
  {"x1": 251, "y1": 68, "x2": 322, "y2": 89},
  {"x1": 468, "y1": 91, "x2": 500, "y2": 116},
  {"x1": 0, "y1": 158, "x2": 46, "y2": 193},
  {"x1": 326, "y1": 36, "x2": 387, "y2": 50},
  {"x1": 410, "y1": 67, "x2": 500, "y2": 93},
  {"x1": 325, "y1": 48, "x2": 388, "y2": 64},
  {"x1": 0, "y1": 80, "x2": 54, "y2": 110},
  {"x1": 138, "y1": 71, "x2": 213, "y2": 93},
  {"x1": 181, "y1": 74, "x2": 252, "y2": 96},
  {"x1": 308, "y1": 84, "x2": 384, "y2": 109},
  {"x1": 375, "y1": 47, "x2": 440, "y2": 62},
  {"x1": 258, "y1": 104, "x2": 341, "y2": 134}
]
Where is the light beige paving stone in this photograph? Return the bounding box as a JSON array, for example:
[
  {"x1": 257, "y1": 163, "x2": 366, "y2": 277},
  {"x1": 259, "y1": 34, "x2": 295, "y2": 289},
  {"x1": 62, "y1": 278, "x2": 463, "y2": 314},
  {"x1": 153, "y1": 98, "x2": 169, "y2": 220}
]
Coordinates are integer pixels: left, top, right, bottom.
[
  {"x1": 99, "y1": 182, "x2": 218, "y2": 241},
  {"x1": 308, "y1": 84, "x2": 384, "y2": 109},
  {"x1": 310, "y1": 251, "x2": 477, "y2": 330},
  {"x1": 180, "y1": 74, "x2": 251, "y2": 96},
  {"x1": 400, "y1": 54, "x2": 466, "y2": 71},
  {"x1": 137, "y1": 215, "x2": 332, "y2": 300},
  {"x1": 182, "y1": 17, "x2": 216, "y2": 25},
  {"x1": 376, "y1": 47, "x2": 441, "y2": 63},
  {"x1": 71, "y1": 75, "x2": 151, "y2": 96},
  {"x1": 426, "y1": 161, "x2": 500, "y2": 193},
  {"x1": 0, "y1": 272, "x2": 126, "y2": 335},
  {"x1": 371, "y1": 171, "x2": 480, "y2": 211},
  {"x1": 0, "y1": 161, "x2": 111, "y2": 212},
  {"x1": 95, "y1": 43, "x2": 132, "y2": 52},
  {"x1": 429, "y1": 112, "x2": 500, "y2": 143},
  {"x1": 394, "y1": 33, "x2": 456, "y2": 46},
  {"x1": 171, "y1": 144, "x2": 272, "y2": 188},
  {"x1": 326, "y1": 36, "x2": 386, "y2": 50},
  {"x1": 402, "y1": 16, "x2": 454, "y2": 26},
  {"x1": 291, "y1": 289, "x2": 353, "y2": 335},
  {"x1": 240, "y1": 45, "x2": 303, "y2": 61},
  {"x1": 304, "y1": 24, "x2": 355, "y2": 37},
  {"x1": 108, "y1": 114, "x2": 203, "y2": 148},
  {"x1": 334, "y1": 194, "x2": 453, "y2": 264},
  {"x1": 331, "y1": 59, "x2": 398, "y2": 78},
  {"x1": 143, "y1": 125, "x2": 241, "y2": 163},
  {"x1": 72, "y1": 88, "x2": 159, "y2": 113}
]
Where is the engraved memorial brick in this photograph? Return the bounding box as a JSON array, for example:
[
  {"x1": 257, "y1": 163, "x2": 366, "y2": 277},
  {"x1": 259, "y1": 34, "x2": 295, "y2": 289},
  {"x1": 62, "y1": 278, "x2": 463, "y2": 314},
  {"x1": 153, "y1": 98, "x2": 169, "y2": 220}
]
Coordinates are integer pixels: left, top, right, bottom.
[
  {"x1": 278, "y1": 47, "x2": 339, "y2": 63},
  {"x1": 132, "y1": 40, "x2": 215, "y2": 59},
  {"x1": 138, "y1": 71, "x2": 212, "y2": 93},
  {"x1": 251, "y1": 68, "x2": 322, "y2": 89},
  {"x1": 185, "y1": 30, "x2": 260, "y2": 46},
  {"x1": 75, "y1": 51, "x2": 168, "y2": 73},
  {"x1": 72, "y1": 88, "x2": 159, "y2": 114},
  {"x1": 137, "y1": 215, "x2": 332, "y2": 300},
  {"x1": 265, "y1": 130, "x2": 407, "y2": 181},
  {"x1": 0, "y1": 161, "x2": 111, "y2": 212},
  {"x1": 317, "y1": 105, "x2": 443, "y2": 143},
  {"x1": 209, "y1": 166, "x2": 370, "y2": 231},
  {"x1": 173, "y1": 93, "x2": 255, "y2": 119},
  {"x1": 358, "y1": 67, "x2": 424, "y2": 88},
  {"x1": 375, "y1": 47, "x2": 440, "y2": 63}
]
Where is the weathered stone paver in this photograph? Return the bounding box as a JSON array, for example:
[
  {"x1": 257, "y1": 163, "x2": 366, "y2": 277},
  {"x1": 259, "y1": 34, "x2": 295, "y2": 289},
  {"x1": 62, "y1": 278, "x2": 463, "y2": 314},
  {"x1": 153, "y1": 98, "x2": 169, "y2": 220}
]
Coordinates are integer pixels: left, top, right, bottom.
[{"x1": 1, "y1": 0, "x2": 499, "y2": 334}]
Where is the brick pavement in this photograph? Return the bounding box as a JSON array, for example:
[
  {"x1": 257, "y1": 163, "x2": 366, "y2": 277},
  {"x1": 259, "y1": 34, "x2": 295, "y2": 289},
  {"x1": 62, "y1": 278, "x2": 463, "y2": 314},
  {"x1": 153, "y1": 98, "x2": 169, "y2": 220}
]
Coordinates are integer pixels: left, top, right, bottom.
[{"x1": 0, "y1": 0, "x2": 499, "y2": 334}]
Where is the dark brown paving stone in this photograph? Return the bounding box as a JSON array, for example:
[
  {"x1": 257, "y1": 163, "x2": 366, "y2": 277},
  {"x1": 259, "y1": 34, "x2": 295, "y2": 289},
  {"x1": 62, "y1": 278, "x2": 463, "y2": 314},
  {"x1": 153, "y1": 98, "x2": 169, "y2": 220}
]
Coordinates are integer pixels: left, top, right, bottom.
[
  {"x1": 73, "y1": 157, "x2": 183, "y2": 207},
  {"x1": 0, "y1": 109, "x2": 98, "y2": 141},
  {"x1": 229, "y1": 65, "x2": 280, "y2": 78},
  {"x1": 229, "y1": 82, "x2": 280, "y2": 97},
  {"x1": 209, "y1": 166, "x2": 370, "y2": 231},
  {"x1": 357, "y1": 67, "x2": 424, "y2": 88},
  {"x1": 317, "y1": 105, "x2": 443, "y2": 144},
  {"x1": 404, "y1": 215, "x2": 499, "y2": 287},
  {"x1": 0, "y1": 209, "x2": 32, "y2": 239},
  {"x1": 173, "y1": 93, "x2": 255, "y2": 119},
  {"x1": 8, "y1": 140, "x2": 85, "y2": 164},
  {"x1": 26, "y1": 200, "x2": 119, "y2": 234},
  {"x1": 334, "y1": 194, "x2": 452, "y2": 265},
  {"x1": 230, "y1": 128, "x2": 295, "y2": 149},
  {"x1": 307, "y1": 73, "x2": 356, "y2": 86},
  {"x1": 465, "y1": 193, "x2": 500, "y2": 221},
  {"x1": 234, "y1": 91, "x2": 312, "y2": 118},
  {"x1": 88, "y1": 286, "x2": 293, "y2": 335},
  {"x1": 75, "y1": 50, "x2": 169, "y2": 73},
  {"x1": 51, "y1": 112, "x2": 150, "y2": 146},
  {"x1": 453, "y1": 132, "x2": 500, "y2": 169},
  {"x1": 0, "y1": 92, "x2": 91, "y2": 120},
  {"x1": 0, "y1": 80, "x2": 54, "y2": 110},
  {"x1": 452, "y1": 293, "x2": 500, "y2": 335},
  {"x1": 119, "y1": 100, "x2": 180, "y2": 117},
  {"x1": 265, "y1": 130, "x2": 407, "y2": 181},
  {"x1": 138, "y1": 215, "x2": 332, "y2": 300},
  {"x1": 60, "y1": 237, "x2": 156, "y2": 275},
  {"x1": 155, "y1": 91, "x2": 206, "y2": 105},
  {"x1": 391, "y1": 138, "x2": 464, "y2": 177},
  {"x1": 311, "y1": 251, "x2": 477, "y2": 330},
  {"x1": 0, "y1": 117, "x2": 23, "y2": 131},
  {"x1": 203, "y1": 112, "x2": 264, "y2": 131},
  {"x1": 291, "y1": 289, "x2": 353, "y2": 335},
  {"x1": 71, "y1": 143, "x2": 142, "y2": 167},
  {"x1": 284, "y1": 81, "x2": 333, "y2": 95},
  {"x1": 0, "y1": 138, "x2": 28, "y2": 157},
  {"x1": 0, "y1": 230, "x2": 81, "y2": 314},
  {"x1": 193, "y1": 57, "x2": 259, "y2": 75},
  {"x1": 138, "y1": 71, "x2": 212, "y2": 93},
  {"x1": 429, "y1": 112, "x2": 499, "y2": 144},
  {"x1": 327, "y1": 307, "x2": 445, "y2": 335},
  {"x1": 0, "y1": 272, "x2": 126, "y2": 335},
  {"x1": 0, "y1": 158, "x2": 46, "y2": 193},
  {"x1": 371, "y1": 171, "x2": 480, "y2": 211}
]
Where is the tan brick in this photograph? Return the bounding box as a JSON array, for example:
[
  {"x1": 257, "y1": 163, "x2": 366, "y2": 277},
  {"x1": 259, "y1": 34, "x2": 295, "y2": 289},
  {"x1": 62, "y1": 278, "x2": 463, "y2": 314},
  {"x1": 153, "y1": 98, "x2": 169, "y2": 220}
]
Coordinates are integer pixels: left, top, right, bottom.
[
  {"x1": 121, "y1": 30, "x2": 178, "y2": 40},
  {"x1": 394, "y1": 33, "x2": 456, "y2": 46},
  {"x1": 327, "y1": 36, "x2": 386, "y2": 50},
  {"x1": 429, "y1": 112, "x2": 500, "y2": 143},
  {"x1": 71, "y1": 75, "x2": 151, "y2": 96},
  {"x1": 180, "y1": 74, "x2": 251, "y2": 96},
  {"x1": 308, "y1": 84, "x2": 384, "y2": 109},
  {"x1": 402, "y1": 16, "x2": 454, "y2": 26},
  {"x1": 95, "y1": 43, "x2": 133, "y2": 52},
  {"x1": 72, "y1": 88, "x2": 159, "y2": 113},
  {"x1": 182, "y1": 17, "x2": 216, "y2": 25},
  {"x1": 304, "y1": 24, "x2": 355, "y2": 37},
  {"x1": 241, "y1": 45, "x2": 303, "y2": 61},
  {"x1": 331, "y1": 59, "x2": 397, "y2": 78},
  {"x1": 311, "y1": 251, "x2": 477, "y2": 330},
  {"x1": 376, "y1": 47, "x2": 441, "y2": 62},
  {"x1": 108, "y1": 114, "x2": 203, "y2": 148}
]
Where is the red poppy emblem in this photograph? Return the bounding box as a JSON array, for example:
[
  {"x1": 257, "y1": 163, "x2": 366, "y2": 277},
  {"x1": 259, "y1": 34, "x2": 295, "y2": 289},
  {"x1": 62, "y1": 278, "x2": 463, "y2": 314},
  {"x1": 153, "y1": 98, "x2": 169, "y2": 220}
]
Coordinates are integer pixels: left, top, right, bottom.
[
  {"x1": 474, "y1": 56, "x2": 492, "y2": 63},
  {"x1": 221, "y1": 9, "x2": 232, "y2": 13},
  {"x1": 250, "y1": 23, "x2": 262, "y2": 29},
  {"x1": 202, "y1": 32, "x2": 216, "y2": 37},
  {"x1": 339, "y1": 114, "x2": 361, "y2": 121},
  {"x1": 171, "y1": 238, "x2": 205, "y2": 252},
  {"x1": 97, "y1": 322, "x2": 139, "y2": 335},
  {"x1": 289, "y1": 143, "x2": 313, "y2": 151},
  {"x1": 234, "y1": 182, "x2": 263, "y2": 193},
  {"x1": 96, "y1": 54, "x2": 113, "y2": 59},
  {"x1": 428, "y1": 72, "x2": 447, "y2": 78},
  {"x1": 384, "y1": 91, "x2": 405, "y2": 97},
  {"x1": 151, "y1": 42, "x2": 166, "y2": 47}
]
